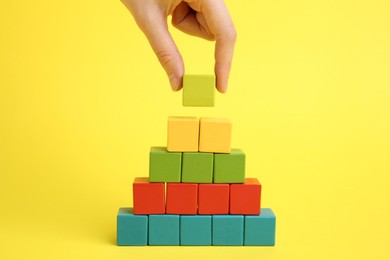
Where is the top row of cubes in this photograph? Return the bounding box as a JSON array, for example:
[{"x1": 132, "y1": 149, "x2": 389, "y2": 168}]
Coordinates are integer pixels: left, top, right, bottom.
[{"x1": 168, "y1": 117, "x2": 231, "y2": 154}]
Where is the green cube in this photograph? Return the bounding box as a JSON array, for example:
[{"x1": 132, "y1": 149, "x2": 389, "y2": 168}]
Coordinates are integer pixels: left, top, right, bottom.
[
  {"x1": 214, "y1": 148, "x2": 245, "y2": 183},
  {"x1": 149, "y1": 147, "x2": 182, "y2": 183},
  {"x1": 182, "y1": 152, "x2": 214, "y2": 183},
  {"x1": 182, "y1": 74, "x2": 215, "y2": 107}
]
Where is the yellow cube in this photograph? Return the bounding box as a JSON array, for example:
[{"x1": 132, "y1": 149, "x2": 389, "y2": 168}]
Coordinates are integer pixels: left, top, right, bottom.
[
  {"x1": 199, "y1": 117, "x2": 232, "y2": 153},
  {"x1": 167, "y1": 116, "x2": 199, "y2": 152}
]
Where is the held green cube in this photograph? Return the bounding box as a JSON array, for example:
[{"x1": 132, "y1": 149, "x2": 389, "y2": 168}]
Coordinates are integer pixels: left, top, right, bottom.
[
  {"x1": 149, "y1": 147, "x2": 182, "y2": 183},
  {"x1": 182, "y1": 152, "x2": 214, "y2": 183},
  {"x1": 214, "y1": 148, "x2": 245, "y2": 183},
  {"x1": 182, "y1": 74, "x2": 215, "y2": 107},
  {"x1": 117, "y1": 208, "x2": 148, "y2": 246}
]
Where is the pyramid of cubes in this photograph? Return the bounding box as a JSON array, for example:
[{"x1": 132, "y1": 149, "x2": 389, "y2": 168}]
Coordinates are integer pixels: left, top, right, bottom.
[{"x1": 117, "y1": 75, "x2": 276, "y2": 246}]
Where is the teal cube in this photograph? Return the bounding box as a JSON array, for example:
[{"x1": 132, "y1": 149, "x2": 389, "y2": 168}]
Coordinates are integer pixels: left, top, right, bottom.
[
  {"x1": 149, "y1": 147, "x2": 182, "y2": 183},
  {"x1": 181, "y1": 215, "x2": 212, "y2": 246},
  {"x1": 117, "y1": 208, "x2": 148, "y2": 246},
  {"x1": 149, "y1": 214, "x2": 180, "y2": 246},
  {"x1": 182, "y1": 74, "x2": 215, "y2": 107},
  {"x1": 212, "y1": 215, "x2": 244, "y2": 246},
  {"x1": 244, "y1": 208, "x2": 276, "y2": 246},
  {"x1": 214, "y1": 148, "x2": 245, "y2": 183},
  {"x1": 182, "y1": 152, "x2": 213, "y2": 183}
]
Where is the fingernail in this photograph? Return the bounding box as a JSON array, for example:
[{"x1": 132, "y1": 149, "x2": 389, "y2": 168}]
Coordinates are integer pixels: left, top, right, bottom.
[{"x1": 169, "y1": 75, "x2": 179, "y2": 91}]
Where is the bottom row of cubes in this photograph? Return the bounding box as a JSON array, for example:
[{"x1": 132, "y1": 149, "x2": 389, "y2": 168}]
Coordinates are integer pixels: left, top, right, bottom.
[{"x1": 117, "y1": 207, "x2": 276, "y2": 246}]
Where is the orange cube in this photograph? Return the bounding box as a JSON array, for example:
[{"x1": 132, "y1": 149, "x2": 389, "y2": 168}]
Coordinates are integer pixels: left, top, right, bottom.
[
  {"x1": 199, "y1": 117, "x2": 231, "y2": 153},
  {"x1": 167, "y1": 116, "x2": 199, "y2": 152}
]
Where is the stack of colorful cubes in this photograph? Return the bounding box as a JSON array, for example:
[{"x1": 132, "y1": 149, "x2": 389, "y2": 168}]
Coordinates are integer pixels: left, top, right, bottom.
[{"x1": 117, "y1": 115, "x2": 276, "y2": 246}]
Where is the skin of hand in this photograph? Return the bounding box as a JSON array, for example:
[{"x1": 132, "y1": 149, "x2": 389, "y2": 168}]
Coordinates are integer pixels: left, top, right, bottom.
[{"x1": 121, "y1": 0, "x2": 236, "y2": 93}]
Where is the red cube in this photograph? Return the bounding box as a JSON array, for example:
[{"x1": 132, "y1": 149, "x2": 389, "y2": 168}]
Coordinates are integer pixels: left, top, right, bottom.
[
  {"x1": 166, "y1": 183, "x2": 198, "y2": 214},
  {"x1": 198, "y1": 184, "x2": 229, "y2": 214},
  {"x1": 230, "y1": 178, "x2": 262, "y2": 215},
  {"x1": 133, "y1": 177, "x2": 165, "y2": 214}
]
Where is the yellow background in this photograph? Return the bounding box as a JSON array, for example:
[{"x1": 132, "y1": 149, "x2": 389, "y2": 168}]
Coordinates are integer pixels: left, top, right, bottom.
[{"x1": 1, "y1": 0, "x2": 390, "y2": 259}]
